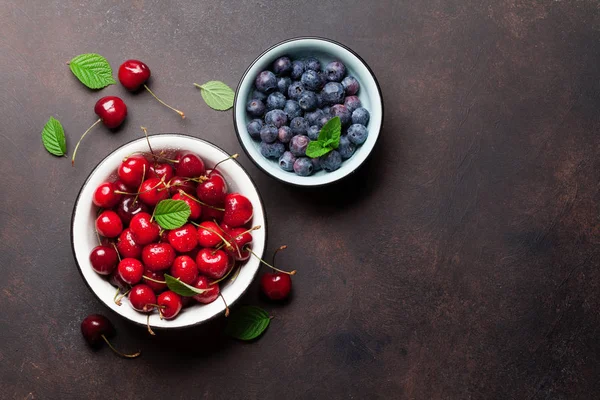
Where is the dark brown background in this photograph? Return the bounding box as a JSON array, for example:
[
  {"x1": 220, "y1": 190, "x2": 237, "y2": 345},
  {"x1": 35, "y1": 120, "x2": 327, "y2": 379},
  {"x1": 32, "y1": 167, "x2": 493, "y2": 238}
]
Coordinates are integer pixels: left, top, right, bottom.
[{"x1": 1, "y1": 0, "x2": 600, "y2": 399}]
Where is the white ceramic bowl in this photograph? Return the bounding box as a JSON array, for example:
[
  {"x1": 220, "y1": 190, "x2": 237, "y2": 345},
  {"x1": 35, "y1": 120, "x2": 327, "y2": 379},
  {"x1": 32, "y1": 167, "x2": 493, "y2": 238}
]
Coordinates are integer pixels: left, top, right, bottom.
[
  {"x1": 71, "y1": 134, "x2": 267, "y2": 329},
  {"x1": 234, "y1": 37, "x2": 383, "y2": 186}
]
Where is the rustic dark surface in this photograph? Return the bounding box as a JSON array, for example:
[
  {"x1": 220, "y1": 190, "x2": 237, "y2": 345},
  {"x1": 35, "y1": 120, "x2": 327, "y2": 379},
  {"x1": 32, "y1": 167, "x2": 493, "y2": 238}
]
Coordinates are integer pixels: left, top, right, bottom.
[{"x1": 1, "y1": 0, "x2": 600, "y2": 399}]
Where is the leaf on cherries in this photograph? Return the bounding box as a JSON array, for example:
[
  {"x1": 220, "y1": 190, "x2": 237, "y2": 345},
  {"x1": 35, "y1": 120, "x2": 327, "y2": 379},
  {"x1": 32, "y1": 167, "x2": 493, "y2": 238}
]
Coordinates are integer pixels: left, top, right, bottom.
[
  {"x1": 153, "y1": 199, "x2": 191, "y2": 230},
  {"x1": 164, "y1": 274, "x2": 213, "y2": 297},
  {"x1": 68, "y1": 53, "x2": 116, "y2": 89},
  {"x1": 224, "y1": 306, "x2": 271, "y2": 341},
  {"x1": 41, "y1": 117, "x2": 67, "y2": 157},
  {"x1": 194, "y1": 81, "x2": 235, "y2": 111}
]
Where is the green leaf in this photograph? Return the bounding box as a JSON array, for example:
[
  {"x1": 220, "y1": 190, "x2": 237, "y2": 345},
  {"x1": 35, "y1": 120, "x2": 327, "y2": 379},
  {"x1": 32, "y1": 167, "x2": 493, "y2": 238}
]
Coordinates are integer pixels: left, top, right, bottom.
[
  {"x1": 69, "y1": 53, "x2": 116, "y2": 89},
  {"x1": 153, "y1": 199, "x2": 191, "y2": 230},
  {"x1": 164, "y1": 274, "x2": 213, "y2": 297},
  {"x1": 225, "y1": 306, "x2": 271, "y2": 341},
  {"x1": 195, "y1": 81, "x2": 235, "y2": 111},
  {"x1": 317, "y1": 116, "x2": 342, "y2": 146},
  {"x1": 306, "y1": 140, "x2": 333, "y2": 159},
  {"x1": 41, "y1": 117, "x2": 67, "y2": 156}
]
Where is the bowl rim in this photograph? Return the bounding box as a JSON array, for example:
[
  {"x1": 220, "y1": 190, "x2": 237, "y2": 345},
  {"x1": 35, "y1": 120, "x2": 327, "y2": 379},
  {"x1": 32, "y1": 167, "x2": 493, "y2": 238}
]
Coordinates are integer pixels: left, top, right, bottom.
[
  {"x1": 233, "y1": 36, "x2": 385, "y2": 187},
  {"x1": 70, "y1": 133, "x2": 268, "y2": 330}
]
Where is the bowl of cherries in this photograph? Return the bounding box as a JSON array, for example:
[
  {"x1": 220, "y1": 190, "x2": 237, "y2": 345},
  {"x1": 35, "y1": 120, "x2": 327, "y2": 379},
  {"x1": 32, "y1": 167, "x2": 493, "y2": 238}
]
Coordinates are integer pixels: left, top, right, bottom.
[{"x1": 71, "y1": 134, "x2": 267, "y2": 330}]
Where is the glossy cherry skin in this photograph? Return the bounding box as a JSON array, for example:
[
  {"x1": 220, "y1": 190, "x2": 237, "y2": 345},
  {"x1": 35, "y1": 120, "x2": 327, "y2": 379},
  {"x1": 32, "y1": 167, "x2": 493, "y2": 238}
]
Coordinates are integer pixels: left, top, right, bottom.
[
  {"x1": 167, "y1": 224, "x2": 198, "y2": 253},
  {"x1": 168, "y1": 176, "x2": 196, "y2": 196},
  {"x1": 116, "y1": 196, "x2": 150, "y2": 225},
  {"x1": 192, "y1": 276, "x2": 220, "y2": 304},
  {"x1": 93, "y1": 182, "x2": 122, "y2": 208},
  {"x1": 142, "y1": 243, "x2": 176, "y2": 271},
  {"x1": 109, "y1": 270, "x2": 129, "y2": 290},
  {"x1": 81, "y1": 314, "x2": 116, "y2": 348},
  {"x1": 196, "y1": 173, "x2": 227, "y2": 206},
  {"x1": 116, "y1": 228, "x2": 143, "y2": 259},
  {"x1": 171, "y1": 192, "x2": 201, "y2": 220},
  {"x1": 201, "y1": 204, "x2": 224, "y2": 222},
  {"x1": 196, "y1": 221, "x2": 223, "y2": 247},
  {"x1": 118, "y1": 60, "x2": 151, "y2": 91},
  {"x1": 175, "y1": 152, "x2": 206, "y2": 178},
  {"x1": 129, "y1": 212, "x2": 160, "y2": 245},
  {"x1": 260, "y1": 272, "x2": 292, "y2": 300},
  {"x1": 117, "y1": 258, "x2": 144, "y2": 285},
  {"x1": 142, "y1": 269, "x2": 167, "y2": 293},
  {"x1": 223, "y1": 193, "x2": 253, "y2": 227},
  {"x1": 229, "y1": 227, "x2": 253, "y2": 261},
  {"x1": 114, "y1": 179, "x2": 132, "y2": 193},
  {"x1": 96, "y1": 210, "x2": 123, "y2": 238},
  {"x1": 94, "y1": 96, "x2": 128, "y2": 129},
  {"x1": 118, "y1": 155, "x2": 151, "y2": 188},
  {"x1": 138, "y1": 178, "x2": 169, "y2": 206},
  {"x1": 196, "y1": 248, "x2": 230, "y2": 280},
  {"x1": 89, "y1": 245, "x2": 119, "y2": 275},
  {"x1": 157, "y1": 291, "x2": 183, "y2": 320},
  {"x1": 129, "y1": 284, "x2": 157, "y2": 313},
  {"x1": 170, "y1": 255, "x2": 199, "y2": 285},
  {"x1": 149, "y1": 162, "x2": 174, "y2": 182}
]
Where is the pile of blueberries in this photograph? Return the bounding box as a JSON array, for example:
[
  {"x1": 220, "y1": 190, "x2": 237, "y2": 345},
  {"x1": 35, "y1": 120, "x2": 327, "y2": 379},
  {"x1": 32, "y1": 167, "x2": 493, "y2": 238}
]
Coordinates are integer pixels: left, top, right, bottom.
[{"x1": 245, "y1": 55, "x2": 370, "y2": 176}]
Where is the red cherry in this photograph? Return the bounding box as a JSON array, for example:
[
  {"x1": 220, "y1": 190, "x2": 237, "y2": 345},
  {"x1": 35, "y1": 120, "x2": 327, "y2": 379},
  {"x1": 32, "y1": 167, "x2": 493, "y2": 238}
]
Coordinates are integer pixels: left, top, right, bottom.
[
  {"x1": 118, "y1": 155, "x2": 151, "y2": 188},
  {"x1": 167, "y1": 224, "x2": 198, "y2": 253},
  {"x1": 196, "y1": 221, "x2": 223, "y2": 247},
  {"x1": 116, "y1": 228, "x2": 143, "y2": 259},
  {"x1": 149, "y1": 162, "x2": 174, "y2": 182},
  {"x1": 95, "y1": 96, "x2": 128, "y2": 129},
  {"x1": 129, "y1": 284, "x2": 157, "y2": 313},
  {"x1": 192, "y1": 276, "x2": 220, "y2": 304},
  {"x1": 201, "y1": 205, "x2": 224, "y2": 223},
  {"x1": 171, "y1": 192, "x2": 202, "y2": 220},
  {"x1": 196, "y1": 173, "x2": 227, "y2": 206},
  {"x1": 170, "y1": 255, "x2": 199, "y2": 285},
  {"x1": 116, "y1": 196, "x2": 150, "y2": 225},
  {"x1": 113, "y1": 180, "x2": 132, "y2": 193},
  {"x1": 118, "y1": 59, "x2": 151, "y2": 91},
  {"x1": 129, "y1": 212, "x2": 160, "y2": 245},
  {"x1": 96, "y1": 210, "x2": 123, "y2": 238},
  {"x1": 168, "y1": 176, "x2": 196, "y2": 196},
  {"x1": 109, "y1": 270, "x2": 129, "y2": 290},
  {"x1": 142, "y1": 269, "x2": 167, "y2": 293},
  {"x1": 229, "y1": 227, "x2": 253, "y2": 261},
  {"x1": 175, "y1": 152, "x2": 206, "y2": 178},
  {"x1": 223, "y1": 193, "x2": 253, "y2": 227},
  {"x1": 157, "y1": 291, "x2": 183, "y2": 320},
  {"x1": 89, "y1": 245, "x2": 119, "y2": 275},
  {"x1": 196, "y1": 248, "x2": 230, "y2": 280},
  {"x1": 138, "y1": 178, "x2": 169, "y2": 206},
  {"x1": 142, "y1": 243, "x2": 176, "y2": 271},
  {"x1": 117, "y1": 258, "x2": 144, "y2": 285},
  {"x1": 93, "y1": 182, "x2": 122, "y2": 208},
  {"x1": 81, "y1": 314, "x2": 115, "y2": 347},
  {"x1": 260, "y1": 272, "x2": 292, "y2": 300}
]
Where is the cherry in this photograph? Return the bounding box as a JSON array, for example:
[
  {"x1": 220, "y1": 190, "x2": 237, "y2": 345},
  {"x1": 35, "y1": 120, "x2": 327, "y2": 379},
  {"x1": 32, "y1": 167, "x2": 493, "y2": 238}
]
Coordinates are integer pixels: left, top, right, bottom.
[
  {"x1": 223, "y1": 193, "x2": 253, "y2": 227},
  {"x1": 116, "y1": 228, "x2": 143, "y2": 259},
  {"x1": 260, "y1": 272, "x2": 292, "y2": 301},
  {"x1": 172, "y1": 192, "x2": 202, "y2": 220},
  {"x1": 137, "y1": 178, "x2": 169, "y2": 206},
  {"x1": 166, "y1": 224, "x2": 197, "y2": 252},
  {"x1": 148, "y1": 162, "x2": 174, "y2": 182},
  {"x1": 142, "y1": 269, "x2": 167, "y2": 293},
  {"x1": 89, "y1": 245, "x2": 119, "y2": 275},
  {"x1": 96, "y1": 210, "x2": 123, "y2": 238},
  {"x1": 157, "y1": 291, "x2": 183, "y2": 320},
  {"x1": 201, "y1": 204, "x2": 224, "y2": 222},
  {"x1": 72, "y1": 97, "x2": 128, "y2": 166},
  {"x1": 196, "y1": 248, "x2": 230, "y2": 280},
  {"x1": 129, "y1": 212, "x2": 160, "y2": 245},
  {"x1": 118, "y1": 59, "x2": 185, "y2": 119},
  {"x1": 175, "y1": 152, "x2": 206, "y2": 178},
  {"x1": 81, "y1": 314, "x2": 140, "y2": 358},
  {"x1": 109, "y1": 270, "x2": 129, "y2": 290},
  {"x1": 192, "y1": 276, "x2": 220, "y2": 304},
  {"x1": 196, "y1": 172, "x2": 227, "y2": 206},
  {"x1": 129, "y1": 284, "x2": 157, "y2": 312},
  {"x1": 113, "y1": 180, "x2": 132, "y2": 193},
  {"x1": 229, "y1": 227, "x2": 253, "y2": 261},
  {"x1": 168, "y1": 176, "x2": 196, "y2": 196},
  {"x1": 118, "y1": 155, "x2": 151, "y2": 188},
  {"x1": 117, "y1": 258, "x2": 144, "y2": 285},
  {"x1": 170, "y1": 255, "x2": 199, "y2": 285},
  {"x1": 142, "y1": 243, "x2": 175, "y2": 271},
  {"x1": 116, "y1": 196, "x2": 150, "y2": 225},
  {"x1": 93, "y1": 182, "x2": 122, "y2": 208},
  {"x1": 196, "y1": 221, "x2": 223, "y2": 247}
]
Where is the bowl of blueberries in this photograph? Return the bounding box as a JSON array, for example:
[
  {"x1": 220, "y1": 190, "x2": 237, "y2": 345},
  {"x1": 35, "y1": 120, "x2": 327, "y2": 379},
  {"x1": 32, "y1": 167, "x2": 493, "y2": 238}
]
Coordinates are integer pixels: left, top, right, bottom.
[{"x1": 234, "y1": 37, "x2": 383, "y2": 186}]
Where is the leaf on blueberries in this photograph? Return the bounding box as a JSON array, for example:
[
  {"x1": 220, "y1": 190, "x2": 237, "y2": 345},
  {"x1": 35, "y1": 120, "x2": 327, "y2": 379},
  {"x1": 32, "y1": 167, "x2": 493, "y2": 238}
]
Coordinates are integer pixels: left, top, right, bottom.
[
  {"x1": 194, "y1": 81, "x2": 235, "y2": 111},
  {"x1": 306, "y1": 141, "x2": 333, "y2": 158},
  {"x1": 153, "y1": 199, "x2": 191, "y2": 230},
  {"x1": 164, "y1": 274, "x2": 213, "y2": 297},
  {"x1": 41, "y1": 117, "x2": 67, "y2": 156},
  {"x1": 317, "y1": 116, "x2": 341, "y2": 144},
  {"x1": 224, "y1": 306, "x2": 271, "y2": 341},
  {"x1": 68, "y1": 53, "x2": 116, "y2": 89}
]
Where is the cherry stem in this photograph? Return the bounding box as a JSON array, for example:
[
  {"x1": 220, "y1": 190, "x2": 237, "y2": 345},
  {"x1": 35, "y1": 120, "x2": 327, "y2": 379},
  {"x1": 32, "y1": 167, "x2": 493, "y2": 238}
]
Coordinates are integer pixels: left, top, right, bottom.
[
  {"x1": 147, "y1": 314, "x2": 155, "y2": 336},
  {"x1": 143, "y1": 275, "x2": 167, "y2": 284},
  {"x1": 211, "y1": 264, "x2": 236, "y2": 285},
  {"x1": 229, "y1": 264, "x2": 242, "y2": 283},
  {"x1": 190, "y1": 222, "x2": 233, "y2": 251},
  {"x1": 219, "y1": 293, "x2": 230, "y2": 317},
  {"x1": 213, "y1": 225, "x2": 261, "y2": 252},
  {"x1": 178, "y1": 190, "x2": 225, "y2": 211},
  {"x1": 212, "y1": 153, "x2": 239, "y2": 172},
  {"x1": 144, "y1": 84, "x2": 185, "y2": 119},
  {"x1": 101, "y1": 335, "x2": 141, "y2": 359},
  {"x1": 112, "y1": 243, "x2": 122, "y2": 262},
  {"x1": 72, "y1": 118, "x2": 102, "y2": 166},
  {"x1": 95, "y1": 230, "x2": 102, "y2": 246},
  {"x1": 115, "y1": 174, "x2": 166, "y2": 196},
  {"x1": 247, "y1": 247, "x2": 296, "y2": 275},
  {"x1": 133, "y1": 164, "x2": 147, "y2": 205},
  {"x1": 140, "y1": 126, "x2": 155, "y2": 161},
  {"x1": 126, "y1": 151, "x2": 179, "y2": 163},
  {"x1": 272, "y1": 245, "x2": 287, "y2": 266},
  {"x1": 114, "y1": 289, "x2": 131, "y2": 306}
]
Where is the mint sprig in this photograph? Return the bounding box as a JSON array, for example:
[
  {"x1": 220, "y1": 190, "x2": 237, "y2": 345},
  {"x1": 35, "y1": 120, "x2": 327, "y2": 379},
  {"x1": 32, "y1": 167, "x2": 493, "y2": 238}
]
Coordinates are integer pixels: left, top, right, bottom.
[
  {"x1": 305, "y1": 116, "x2": 341, "y2": 158},
  {"x1": 41, "y1": 117, "x2": 67, "y2": 156},
  {"x1": 68, "y1": 53, "x2": 115, "y2": 89},
  {"x1": 152, "y1": 199, "x2": 191, "y2": 230},
  {"x1": 225, "y1": 306, "x2": 271, "y2": 341}
]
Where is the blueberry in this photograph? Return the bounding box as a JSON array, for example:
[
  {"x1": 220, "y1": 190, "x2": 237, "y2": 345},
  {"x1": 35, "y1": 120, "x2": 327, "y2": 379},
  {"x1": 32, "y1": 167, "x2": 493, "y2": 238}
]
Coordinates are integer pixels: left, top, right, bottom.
[
  {"x1": 344, "y1": 96, "x2": 361, "y2": 112},
  {"x1": 322, "y1": 106, "x2": 331, "y2": 115},
  {"x1": 293, "y1": 157, "x2": 314, "y2": 176},
  {"x1": 351, "y1": 107, "x2": 370, "y2": 126},
  {"x1": 246, "y1": 99, "x2": 266, "y2": 117},
  {"x1": 255, "y1": 71, "x2": 277, "y2": 93},
  {"x1": 321, "y1": 82, "x2": 345, "y2": 105},
  {"x1": 330, "y1": 104, "x2": 352, "y2": 127},
  {"x1": 307, "y1": 125, "x2": 320, "y2": 140},
  {"x1": 298, "y1": 91, "x2": 319, "y2": 111},
  {"x1": 341, "y1": 76, "x2": 360, "y2": 95},
  {"x1": 305, "y1": 109, "x2": 325, "y2": 126},
  {"x1": 260, "y1": 125, "x2": 278, "y2": 143},
  {"x1": 247, "y1": 119, "x2": 263, "y2": 140},
  {"x1": 278, "y1": 151, "x2": 297, "y2": 171},
  {"x1": 265, "y1": 109, "x2": 288, "y2": 128},
  {"x1": 324, "y1": 61, "x2": 346, "y2": 82},
  {"x1": 347, "y1": 124, "x2": 368, "y2": 145},
  {"x1": 290, "y1": 60, "x2": 305, "y2": 80},
  {"x1": 318, "y1": 115, "x2": 332, "y2": 128},
  {"x1": 283, "y1": 100, "x2": 302, "y2": 119},
  {"x1": 319, "y1": 150, "x2": 342, "y2": 172},
  {"x1": 266, "y1": 92, "x2": 286, "y2": 110},
  {"x1": 251, "y1": 89, "x2": 267, "y2": 102},
  {"x1": 315, "y1": 93, "x2": 324, "y2": 108},
  {"x1": 287, "y1": 81, "x2": 305, "y2": 100},
  {"x1": 277, "y1": 77, "x2": 292, "y2": 94},
  {"x1": 289, "y1": 135, "x2": 310, "y2": 157},
  {"x1": 277, "y1": 126, "x2": 294, "y2": 143},
  {"x1": 290, "y1": 117, "x2": 308, "y2": 136},
  {"x1": 338, "y1": 135, "x2": 356, "y2": 159},
  {"x1": 301, "y1": 70, "x2": 323, "y2": 91},
  {"x1": 260, "y1": 141, "x2": 285, "y2": 159},
  {"x1": 273, "y1": 56, "x2": 292, "y2": 75},
  {"x1": 311, "y1": 157, "x2": 322, "y2": 172},
  {"x1": 304, "y1": 57, "x2": 321, "y2": 71}
]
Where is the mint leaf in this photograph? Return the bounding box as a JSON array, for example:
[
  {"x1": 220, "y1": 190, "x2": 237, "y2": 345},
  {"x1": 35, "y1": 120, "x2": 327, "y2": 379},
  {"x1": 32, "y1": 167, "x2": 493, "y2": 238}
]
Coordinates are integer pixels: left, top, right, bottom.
[
  {"x1": 317, "y1": 116, "x2": 342, "y2": 145},
  {"x1": 41, "y1": 117, "x2": 67, "y2": 156},
  {"x1": 194, "y1": 81, "x2": 235, "y2": 111},
  {"x1": 225, "y1": 306, "x2": 271, "y2": 341},
  {"x1": 153, "y1": 199, "x2": 191, "y2": 230},
  {"x1": 69, "y1": 53, "x2": 115, "y2": 89},
  {"x1": 164, "y1": 274, "x2": 213, "y2": 297},
  {"x1": 306, "y1": 140, "x2": 333, "y2": 158}
]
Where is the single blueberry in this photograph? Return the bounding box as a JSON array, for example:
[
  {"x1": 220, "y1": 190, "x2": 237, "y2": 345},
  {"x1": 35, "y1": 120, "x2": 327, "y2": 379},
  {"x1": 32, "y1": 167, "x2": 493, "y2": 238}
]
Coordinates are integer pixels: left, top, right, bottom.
[
  {"x1": 289, "y1": 135, "x2": 310, "y2": 157},
  {"x1": 260, "y1": 125, "x2": 278, "y2": 143},
  {"x1": 307, "y1": 125, "x2": 321, "y2": 140},
  {"x1": 301, "y1": 70, "x2": 323, "y2": 91},
  {"x1": 255, "y1": 70, "x2": 277, "y2": 93},
  {"x1": 293, "y1": 157, "x2": 314, "y2": 176},
  {"x1": 347, "y1": 124, "x2": 368, "y2": 145},
  {"x1": 277, "y1": 77, "x2": 292, "y2": 94},
  {"x1": 247, "y1": 119, "x2": 263, "y2": 140},
  {"x1": 290, "y1": 117, "x2": 309, "y2": 136},
  {"x1": 324, "y1": 61, "x2": 346, "y2": 82},
  {"x1": 319, "y1": 150, "x2": 342, "y2": 172},
  {"x1": 266, "y1": 92, "x2": 286, "y2": 110},
  {"x1": 330, "y1": 104, "x2": 352, "y2": 127},
  {"x1": 321, "y1": 82, "x2": 345, "y2": 105},
  {"x1": 273, "y1": 56, "x2": 292, "y2": 76},
  {"x1": 278, "y1": 151, "x2": 297, "y2": 171},
  {"x1": 341, "y1": 76, "x2": 360, "y2": 95},
  {"x1": 287, "y1": 81, "x2": 306, "y2": 100},
  {"x1": 344, "y1": 95, "x2": 362, "y2": 113},
  {"x1": 265, "y1": 109, "x2": 288, "y2": 128},
  {"x1": 351, "y1": 107, "x2": 370, "y2": 126},
  {"x1": 277, "y1": 126, "x2": 294, "y2": 144},
  {"x1": 246, "y1": 99, "x2": 266, "y2": 117},
  {"x1": 283, "y1": 100, "x2": 302, "y2": 119},
  {"x1": 259, "y1": 141, "x2": 285, "y2": 159},
  {"x1": 251, "y1": 89, "x2": 267, "y2": 102},
  {"x1": 305, "y1": 109, "x2": 325, "y2": 126},
  {"x1": 298, "y1": 91, "x2": 319, "y2": 111},
  {"x1": 318, "y1": 115, "x2": 332, "y2": 128},
  {"x1": 304, "y1": 57, "x2": 321, "y2": 72},
  {"x1": 311, "y1": 157, "x2": 322, "y2": 172},
  {"x1": 290, "y1": 60, "x2": 305, "y2": 80},
  {"x1": 338, "y1": 135, "x2": 356, "y2": 159}
]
